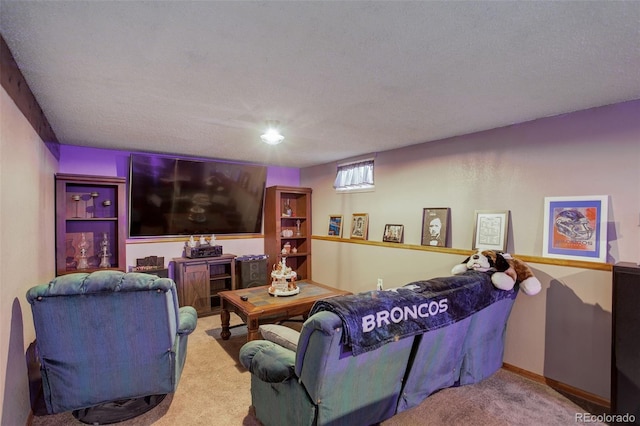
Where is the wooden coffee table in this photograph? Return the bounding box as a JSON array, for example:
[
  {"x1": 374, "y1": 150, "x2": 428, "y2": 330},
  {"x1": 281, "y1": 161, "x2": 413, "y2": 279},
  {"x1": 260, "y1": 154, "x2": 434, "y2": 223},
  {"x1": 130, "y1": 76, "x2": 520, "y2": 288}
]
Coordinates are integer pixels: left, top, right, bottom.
[{"x1": 219, "y1": 280, "x2": 351, "y2": 341}]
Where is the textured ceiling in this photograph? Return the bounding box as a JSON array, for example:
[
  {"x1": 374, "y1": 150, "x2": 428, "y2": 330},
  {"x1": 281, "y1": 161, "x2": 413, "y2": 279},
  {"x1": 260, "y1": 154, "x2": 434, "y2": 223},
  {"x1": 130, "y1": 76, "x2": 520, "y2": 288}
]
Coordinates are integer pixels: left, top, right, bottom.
[{"x1": 1, "y1": 1, "x2": 639, "y2": 168}]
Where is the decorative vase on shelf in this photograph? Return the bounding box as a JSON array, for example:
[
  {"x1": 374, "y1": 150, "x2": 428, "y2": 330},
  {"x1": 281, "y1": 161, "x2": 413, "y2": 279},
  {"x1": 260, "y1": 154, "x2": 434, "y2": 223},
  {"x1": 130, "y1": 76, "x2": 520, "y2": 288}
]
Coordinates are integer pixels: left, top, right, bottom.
[{"x1": 77, "y1": 233, "x2": 90, "y2": 270}]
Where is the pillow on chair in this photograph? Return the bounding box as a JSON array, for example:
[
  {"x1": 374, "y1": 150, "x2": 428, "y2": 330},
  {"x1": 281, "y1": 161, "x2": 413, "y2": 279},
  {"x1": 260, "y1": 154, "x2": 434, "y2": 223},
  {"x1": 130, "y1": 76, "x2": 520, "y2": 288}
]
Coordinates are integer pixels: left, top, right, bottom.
[{"x1": 259, "y1": 324, "x2": 300, "y2": 352}]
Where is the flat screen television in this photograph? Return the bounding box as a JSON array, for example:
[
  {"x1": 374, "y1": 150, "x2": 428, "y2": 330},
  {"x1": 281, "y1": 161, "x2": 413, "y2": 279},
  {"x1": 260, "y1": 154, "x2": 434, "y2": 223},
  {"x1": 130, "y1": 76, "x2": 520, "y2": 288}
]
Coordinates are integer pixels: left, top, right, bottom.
[{"x1": 129, "y1": 154, "x2": 267, "y2": 237}]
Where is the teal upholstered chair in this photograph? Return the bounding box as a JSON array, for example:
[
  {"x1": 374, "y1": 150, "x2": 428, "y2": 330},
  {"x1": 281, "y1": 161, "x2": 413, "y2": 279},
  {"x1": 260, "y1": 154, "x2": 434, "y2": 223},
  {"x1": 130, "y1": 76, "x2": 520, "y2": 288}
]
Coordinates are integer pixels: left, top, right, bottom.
[{"x1": 26, "y1": 270, "x2": 197, "y2": 423}]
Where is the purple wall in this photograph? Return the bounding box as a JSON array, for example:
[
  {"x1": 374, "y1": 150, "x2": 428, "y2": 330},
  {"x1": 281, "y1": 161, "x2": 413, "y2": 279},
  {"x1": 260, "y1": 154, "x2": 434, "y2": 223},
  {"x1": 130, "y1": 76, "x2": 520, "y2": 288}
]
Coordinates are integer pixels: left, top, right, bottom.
[{"x1": 58, "y1": 145, "x2": 301, "y2": 186}]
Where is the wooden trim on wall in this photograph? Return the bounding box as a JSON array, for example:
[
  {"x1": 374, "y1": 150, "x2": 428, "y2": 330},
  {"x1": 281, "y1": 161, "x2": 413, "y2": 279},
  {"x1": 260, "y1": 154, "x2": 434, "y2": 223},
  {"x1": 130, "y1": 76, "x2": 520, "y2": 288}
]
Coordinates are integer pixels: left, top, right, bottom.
[
  {"x1": 1, "y1": 34, "x2": 60, "y2": 160},
  {"x1": 502, "y1": 363, "x2": 610, "y2": 409},
  {"x1": 312, "y1": 235, "x2": 613, "y2": 272}
]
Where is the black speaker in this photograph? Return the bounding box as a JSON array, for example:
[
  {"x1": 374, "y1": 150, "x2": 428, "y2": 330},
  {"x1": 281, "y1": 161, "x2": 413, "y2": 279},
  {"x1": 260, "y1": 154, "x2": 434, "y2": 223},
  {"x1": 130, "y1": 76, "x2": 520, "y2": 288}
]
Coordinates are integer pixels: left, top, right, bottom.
[
  {"x1": 236, "y1": 256, "x2": 269, "y2": 289},
  {"x1": 612, "y1": 262, "x2": 640, "y2": 423}
]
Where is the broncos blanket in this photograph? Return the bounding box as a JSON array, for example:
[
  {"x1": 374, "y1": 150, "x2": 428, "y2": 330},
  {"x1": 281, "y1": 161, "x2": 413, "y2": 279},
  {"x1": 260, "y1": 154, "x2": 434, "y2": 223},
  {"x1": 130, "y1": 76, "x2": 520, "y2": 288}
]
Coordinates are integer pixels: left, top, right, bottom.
[{"x1": 309, "y1": 271, "x2": 517, "y2": 355}]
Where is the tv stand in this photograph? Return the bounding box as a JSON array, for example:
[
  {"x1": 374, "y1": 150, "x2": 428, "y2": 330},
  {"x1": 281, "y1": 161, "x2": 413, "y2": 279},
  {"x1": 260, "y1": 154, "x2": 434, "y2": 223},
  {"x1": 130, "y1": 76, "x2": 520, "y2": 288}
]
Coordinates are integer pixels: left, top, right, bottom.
[{"x1": 172, "y1": 254, "x2": 236, "y2": 317}]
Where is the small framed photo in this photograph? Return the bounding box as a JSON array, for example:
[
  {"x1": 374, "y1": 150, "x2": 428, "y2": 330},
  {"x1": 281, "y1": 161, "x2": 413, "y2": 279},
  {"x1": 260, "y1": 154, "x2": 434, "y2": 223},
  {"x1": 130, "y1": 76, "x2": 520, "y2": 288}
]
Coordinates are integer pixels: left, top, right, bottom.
[
  {"x1": 328, "y1": 215, "x2": 343, "y2": 237},
  {"x1": 472, "y1": 210, "x2": 510, "y2": 252},
  {"x1": 422, "y1": 208, "x2": 450, "y2": 247},
  {"x1": 383, "y1": 224, "x2": 404, "y2": 243},
  {"x1": 543, "y1": 195, "x2": 608, "y2": 262},
  {"x1": 350, "y1": 213, "x2": 369, "y2": 240}
]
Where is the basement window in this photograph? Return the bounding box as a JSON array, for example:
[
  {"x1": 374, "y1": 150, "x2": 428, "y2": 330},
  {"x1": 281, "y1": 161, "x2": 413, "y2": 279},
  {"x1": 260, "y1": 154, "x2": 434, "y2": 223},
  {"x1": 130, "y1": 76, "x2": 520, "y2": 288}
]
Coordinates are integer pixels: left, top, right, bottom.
[{"x1": 334, "y1": 159, "x2": 375, "y2": 193}]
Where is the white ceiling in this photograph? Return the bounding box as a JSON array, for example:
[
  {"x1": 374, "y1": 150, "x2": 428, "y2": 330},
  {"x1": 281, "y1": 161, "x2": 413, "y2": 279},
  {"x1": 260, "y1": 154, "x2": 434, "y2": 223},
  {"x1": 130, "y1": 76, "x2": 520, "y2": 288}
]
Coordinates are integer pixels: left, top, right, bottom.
[{"x1": 1, "y1": 1, "x2": 639, "y2": 168}]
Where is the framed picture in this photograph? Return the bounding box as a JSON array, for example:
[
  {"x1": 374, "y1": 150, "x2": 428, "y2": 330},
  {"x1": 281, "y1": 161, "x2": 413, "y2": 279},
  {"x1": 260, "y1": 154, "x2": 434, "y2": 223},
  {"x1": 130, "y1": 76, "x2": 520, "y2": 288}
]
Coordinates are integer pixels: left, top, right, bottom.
[
  {"x1": 543, "y1": 195, "x2": 608, "y2": 262},
  {"x1": 472, "y1": 210, "x2": 510, "y2": 252},
  {"x1": 328, "y1": 215, "x2": 343, "y2": 237},
  {"x1": 350, "y1": 213, "x2": 369, "y2": 240},
  {"x1": 421, "y1": 208, "x2": 450, "y2": 247},
  {"x1": 383, "y1": 224, "x2": 404, "y2": 243}
]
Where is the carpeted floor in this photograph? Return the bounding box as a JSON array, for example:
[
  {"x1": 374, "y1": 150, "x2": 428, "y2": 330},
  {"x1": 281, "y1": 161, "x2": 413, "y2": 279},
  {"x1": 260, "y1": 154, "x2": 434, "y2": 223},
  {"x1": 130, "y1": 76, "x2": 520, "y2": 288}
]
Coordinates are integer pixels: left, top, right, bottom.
[{"x1": 29, "y1": 314, "x2": 605, "y2": 426}]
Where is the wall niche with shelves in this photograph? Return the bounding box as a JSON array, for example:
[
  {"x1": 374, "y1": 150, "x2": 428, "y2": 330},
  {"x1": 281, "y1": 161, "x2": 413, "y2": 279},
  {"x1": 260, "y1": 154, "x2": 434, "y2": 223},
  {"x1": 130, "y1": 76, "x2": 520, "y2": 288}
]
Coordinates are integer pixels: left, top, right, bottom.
[{"x1": 55, "y1": 173, "x2": 126, "y2": 276}]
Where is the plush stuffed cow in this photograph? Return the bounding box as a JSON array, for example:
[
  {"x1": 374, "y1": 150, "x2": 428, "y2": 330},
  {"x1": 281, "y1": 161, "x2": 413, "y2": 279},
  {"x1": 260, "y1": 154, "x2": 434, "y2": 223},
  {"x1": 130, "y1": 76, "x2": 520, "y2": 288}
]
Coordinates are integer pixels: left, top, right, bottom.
[{"x1": 451, "y1": 250, "x2": 541, "y2": 295}]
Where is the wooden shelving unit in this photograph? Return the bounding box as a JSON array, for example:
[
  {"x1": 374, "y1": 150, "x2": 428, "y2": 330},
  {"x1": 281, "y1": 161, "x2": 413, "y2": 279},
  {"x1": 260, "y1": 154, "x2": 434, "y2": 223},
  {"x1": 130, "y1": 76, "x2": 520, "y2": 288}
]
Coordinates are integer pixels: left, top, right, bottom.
[
  {"x1": 55, "y1": 173, "x2": 126, "y2": 276},
  {"x1": 264, "y1": 186, "x2": 312, "y2": 281}
]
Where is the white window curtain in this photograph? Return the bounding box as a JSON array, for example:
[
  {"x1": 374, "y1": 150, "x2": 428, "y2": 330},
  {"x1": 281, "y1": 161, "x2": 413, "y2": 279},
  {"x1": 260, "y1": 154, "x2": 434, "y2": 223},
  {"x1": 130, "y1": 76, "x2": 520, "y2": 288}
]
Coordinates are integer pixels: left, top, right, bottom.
[{"x1": 333, "y1": 159, "x2": 374, "y2": 191}]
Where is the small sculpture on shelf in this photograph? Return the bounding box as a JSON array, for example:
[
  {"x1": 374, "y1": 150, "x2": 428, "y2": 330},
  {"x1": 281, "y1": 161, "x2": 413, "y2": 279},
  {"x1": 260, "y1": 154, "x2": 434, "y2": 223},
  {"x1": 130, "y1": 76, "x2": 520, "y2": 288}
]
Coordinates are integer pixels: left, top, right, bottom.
[
  {"x1": 283, "y1": 199, "x2": 293, "y2": 217},
  {"x1": 99, "y1": 233, "x2": 111, "y2": 268},
  {"x1": 283, "y1": 242, "x2": 291, "y2": 254},
  {"x1": 296, "y1": 219, "x2": 301, "y2": 236}
]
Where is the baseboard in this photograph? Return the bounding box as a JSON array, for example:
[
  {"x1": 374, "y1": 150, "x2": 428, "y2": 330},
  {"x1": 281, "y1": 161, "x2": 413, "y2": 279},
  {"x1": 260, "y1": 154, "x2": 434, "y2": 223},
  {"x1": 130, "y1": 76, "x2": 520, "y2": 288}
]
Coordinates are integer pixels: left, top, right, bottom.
[{"x1": 501, "y1": 363, "x2": 610, "y2": 410}]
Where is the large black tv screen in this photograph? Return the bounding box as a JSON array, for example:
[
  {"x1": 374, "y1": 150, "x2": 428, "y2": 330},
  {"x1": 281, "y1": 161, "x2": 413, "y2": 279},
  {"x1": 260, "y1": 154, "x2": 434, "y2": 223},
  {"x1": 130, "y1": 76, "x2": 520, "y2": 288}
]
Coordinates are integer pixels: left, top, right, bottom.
[{"x1": 129, "y1": 154, "x2": 267, "y2": 237}]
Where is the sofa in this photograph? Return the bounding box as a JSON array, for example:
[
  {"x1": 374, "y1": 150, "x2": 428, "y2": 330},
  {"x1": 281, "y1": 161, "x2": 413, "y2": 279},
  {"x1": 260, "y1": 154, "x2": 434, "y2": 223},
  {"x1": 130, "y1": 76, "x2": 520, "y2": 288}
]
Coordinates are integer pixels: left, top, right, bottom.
[{"x1": 240, "y1": 271, "x2": 518, "y2": 426}]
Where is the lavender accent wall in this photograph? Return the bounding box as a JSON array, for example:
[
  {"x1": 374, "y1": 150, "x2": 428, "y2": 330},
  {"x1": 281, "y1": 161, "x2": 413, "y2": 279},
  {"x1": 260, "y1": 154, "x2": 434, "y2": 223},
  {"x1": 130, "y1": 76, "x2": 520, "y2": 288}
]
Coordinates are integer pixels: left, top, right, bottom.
[
  {"x1": 58, "y1": 145, "x2": 300, "y2": 185},
  {"x1": 58, "y1": 144, "x2": 301, "y2": 268}
]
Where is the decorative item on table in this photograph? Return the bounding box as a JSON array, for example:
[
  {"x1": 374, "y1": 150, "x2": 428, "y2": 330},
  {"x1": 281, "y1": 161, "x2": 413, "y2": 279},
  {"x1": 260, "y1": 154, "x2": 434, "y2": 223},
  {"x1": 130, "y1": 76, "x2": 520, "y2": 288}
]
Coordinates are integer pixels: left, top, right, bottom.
[
  {"x1": 98, "y1": 232, "x2": 111, "y2": 268},
  {"x1": 269, "y1": 258, "x2": 299, "y2": 296},
  {"x1": 184, "y1": 235, "x2": 223, "y2": 258},
  {"x1": 77, "y1": 233, "x2": 90, "y2": 270}
]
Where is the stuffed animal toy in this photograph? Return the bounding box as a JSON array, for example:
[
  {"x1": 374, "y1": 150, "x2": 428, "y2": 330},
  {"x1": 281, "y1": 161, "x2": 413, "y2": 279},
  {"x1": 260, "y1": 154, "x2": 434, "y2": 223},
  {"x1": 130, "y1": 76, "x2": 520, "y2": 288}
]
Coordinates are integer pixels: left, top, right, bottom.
[{"x1": 451, "y1": 250, "x2": 541, "y2": 295}]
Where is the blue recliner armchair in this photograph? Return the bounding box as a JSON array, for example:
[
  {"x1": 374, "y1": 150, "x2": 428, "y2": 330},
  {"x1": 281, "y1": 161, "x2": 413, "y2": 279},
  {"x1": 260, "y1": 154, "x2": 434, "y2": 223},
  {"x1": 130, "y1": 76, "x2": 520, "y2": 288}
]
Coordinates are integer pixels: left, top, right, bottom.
[{"x1": 25, "y1": 270, "x2": 197, "y2": 423}]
